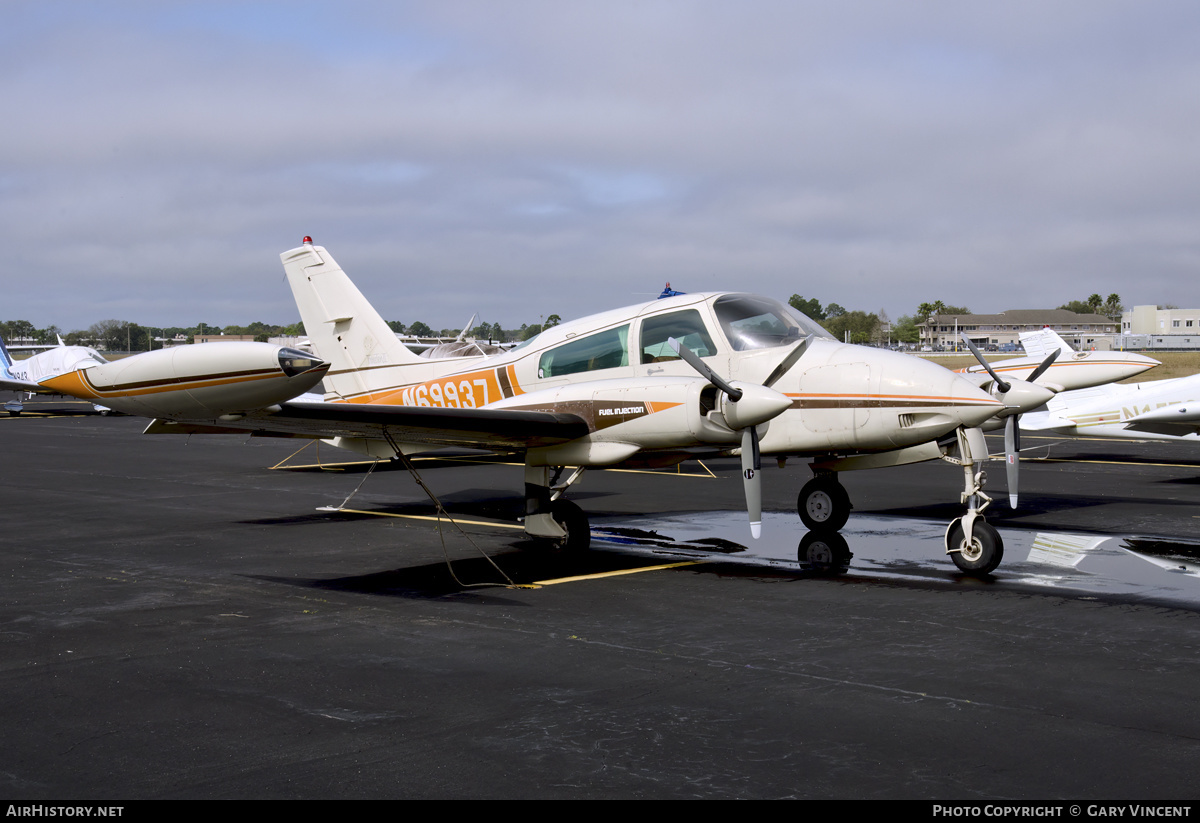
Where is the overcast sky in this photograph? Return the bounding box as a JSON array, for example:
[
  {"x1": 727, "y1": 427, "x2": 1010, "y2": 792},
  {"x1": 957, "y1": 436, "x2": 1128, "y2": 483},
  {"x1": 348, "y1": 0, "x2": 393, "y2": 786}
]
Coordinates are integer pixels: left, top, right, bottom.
[{"x1": 4, "y1": 1, "x2": 1199, "y2": 332}]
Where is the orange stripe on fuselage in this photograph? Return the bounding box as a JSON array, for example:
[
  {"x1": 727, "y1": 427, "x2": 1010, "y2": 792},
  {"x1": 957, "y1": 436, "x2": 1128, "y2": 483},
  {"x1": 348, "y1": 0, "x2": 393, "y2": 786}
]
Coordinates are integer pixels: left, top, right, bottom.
[
  {"x1": 953, "y1": 360, "x2": 1152, "y2": 374},
  {"x1": 41, "y1": 369, "x2": 280, "y2": 400}
]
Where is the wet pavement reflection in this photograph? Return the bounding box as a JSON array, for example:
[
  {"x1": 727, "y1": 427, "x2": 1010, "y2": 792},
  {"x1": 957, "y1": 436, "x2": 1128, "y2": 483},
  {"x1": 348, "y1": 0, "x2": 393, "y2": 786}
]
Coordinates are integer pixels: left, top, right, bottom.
[{"x1": 590, "y1": 512, "x2": 1200, "y2": 609}]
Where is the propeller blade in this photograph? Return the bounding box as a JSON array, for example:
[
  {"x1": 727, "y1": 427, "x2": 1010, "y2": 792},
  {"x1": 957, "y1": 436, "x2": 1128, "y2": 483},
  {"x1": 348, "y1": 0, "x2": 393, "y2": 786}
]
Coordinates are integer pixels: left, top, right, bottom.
[
  {"x1": 1026, "y1": 348, "x2": 1061, "y2": 384},
  {"x1": 960, "y1": 333, "x2": 1010, "y2": 393},
  {"x1": 668, "y1": 337, "x2": 742, "y2": 401},
  {"x1": 1004, "y1": 415, "x2": 1020, "y2": 508},
  {"x1": 741, "y1": 427, "x2": 762, "y2": 538},
  {"x1": 762, "y1": 335, "x2": 813, "y2": 389},
  {"x1": 670, "y1": 336, "x2": 787, "y2": 539}
]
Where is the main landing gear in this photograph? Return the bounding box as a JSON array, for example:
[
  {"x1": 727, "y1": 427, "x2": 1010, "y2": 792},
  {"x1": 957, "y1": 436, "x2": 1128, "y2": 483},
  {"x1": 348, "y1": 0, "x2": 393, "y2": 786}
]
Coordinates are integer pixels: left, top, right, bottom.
[
  {"x1": 523, "y1": 465, "x2": 590, "y2": 551},
  {"x1": 797, "y1": 473, "x2": 852, "y2": 532}
]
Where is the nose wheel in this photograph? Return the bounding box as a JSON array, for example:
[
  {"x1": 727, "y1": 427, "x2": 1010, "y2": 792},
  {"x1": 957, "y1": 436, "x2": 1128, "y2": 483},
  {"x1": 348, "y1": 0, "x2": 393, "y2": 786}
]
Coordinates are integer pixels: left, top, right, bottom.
[
  {"x1": 940, "y1": 427, "x2": 1004, "y2": 576},
  {"x1": 945, "y1": 517, "x2": 1003, "y2": 575},
  {"x1": 797, "y1": 475, "x2": 851, "y2": 532}
]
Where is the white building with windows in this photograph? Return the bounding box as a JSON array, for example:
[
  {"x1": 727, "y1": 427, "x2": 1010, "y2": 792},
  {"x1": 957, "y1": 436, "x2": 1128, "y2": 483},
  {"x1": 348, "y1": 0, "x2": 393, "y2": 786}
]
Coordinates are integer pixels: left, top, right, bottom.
[
  {"x1": 1123, "y1": 306, "x2": 1200, "y2": 334},
  {"x1": 918, "y1": 310, "x2": 1117, "y2": 351},
  {"x1": 1117, "y1": 306, "x2": 1200, "y2": 350}
]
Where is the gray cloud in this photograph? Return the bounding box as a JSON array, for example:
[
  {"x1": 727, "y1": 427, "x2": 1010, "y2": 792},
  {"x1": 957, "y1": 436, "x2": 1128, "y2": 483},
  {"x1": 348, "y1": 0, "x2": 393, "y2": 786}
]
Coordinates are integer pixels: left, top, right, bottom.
[{"x1": 4, "y1": 0, "x2": 1199, "y2": 331}]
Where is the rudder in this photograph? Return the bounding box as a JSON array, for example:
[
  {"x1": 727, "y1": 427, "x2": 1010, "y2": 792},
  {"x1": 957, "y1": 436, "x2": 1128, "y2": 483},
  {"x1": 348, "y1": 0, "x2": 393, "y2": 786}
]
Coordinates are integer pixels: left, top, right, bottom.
[{"x1": 280, "y1": 239, "x2": 424, "y2": 399}]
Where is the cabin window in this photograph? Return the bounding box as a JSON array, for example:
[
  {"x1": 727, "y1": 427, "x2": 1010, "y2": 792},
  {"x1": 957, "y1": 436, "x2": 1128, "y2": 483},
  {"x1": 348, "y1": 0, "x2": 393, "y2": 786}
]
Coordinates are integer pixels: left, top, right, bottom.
[
  {"x1": 639, "y1": 310, "x2": 718, "y2": 363},
  {"x1": 538, "y1": 325, "x2": 629, "y2": 378}
]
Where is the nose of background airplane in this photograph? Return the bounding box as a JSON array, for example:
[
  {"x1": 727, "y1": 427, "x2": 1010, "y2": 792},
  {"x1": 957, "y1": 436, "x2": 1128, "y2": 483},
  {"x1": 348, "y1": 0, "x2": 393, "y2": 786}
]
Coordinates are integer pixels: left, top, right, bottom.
[{"x1": 1131, "y1": 352, "x2": 1162, "y2": 370}]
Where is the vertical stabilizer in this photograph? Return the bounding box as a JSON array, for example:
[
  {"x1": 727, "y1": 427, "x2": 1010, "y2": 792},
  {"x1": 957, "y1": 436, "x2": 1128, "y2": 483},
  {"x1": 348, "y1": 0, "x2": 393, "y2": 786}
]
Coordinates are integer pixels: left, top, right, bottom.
[
  {"x1": 1020, "y1": 328, "x2": 1074, "y2": 360},
  {"x1": 280, "y1": 240, "x2": 424, "y2": 399}
]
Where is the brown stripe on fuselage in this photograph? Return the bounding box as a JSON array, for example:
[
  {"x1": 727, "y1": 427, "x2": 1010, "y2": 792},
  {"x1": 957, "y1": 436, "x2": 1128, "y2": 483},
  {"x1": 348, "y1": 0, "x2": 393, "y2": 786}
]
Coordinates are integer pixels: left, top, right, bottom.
[
  {"x1": 75, "y1": 368, "x2": 281, "y2": 397},
  {"x1": 788, "y1": 395, "x2": 999, "y2": 410},
  {"x1": 955, "y1": 360, "x2": 1150, "y2": 375},
  {"x1": 496, "y1": 366, "x2": 514, "y2": 398}
]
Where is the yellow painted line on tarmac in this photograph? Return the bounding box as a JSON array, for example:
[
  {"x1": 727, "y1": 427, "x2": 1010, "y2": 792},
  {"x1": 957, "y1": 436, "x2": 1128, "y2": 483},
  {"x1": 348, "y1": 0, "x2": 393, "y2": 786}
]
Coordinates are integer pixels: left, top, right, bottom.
[
  {"x1": 531, "y1": 560, "x2": 707, "y2": 586},
  {"x1": 335, "y1": 506, "x2": 704, "y2": 585},
  {"x1": 335, "y1": 508, "x2": 525, "y2": 529},
  {"x1": 0, "y1": 413, "x2": 94, "y2": 419},
  {"x1": 1025, "y1": 457, "x2": 1200, "y2": 469}
]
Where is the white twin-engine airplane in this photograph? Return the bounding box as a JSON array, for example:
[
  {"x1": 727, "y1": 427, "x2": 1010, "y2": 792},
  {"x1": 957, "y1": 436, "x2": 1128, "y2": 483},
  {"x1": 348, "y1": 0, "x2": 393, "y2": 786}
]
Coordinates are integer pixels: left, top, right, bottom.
[
  {"x1": 955, "y1": 327, "x2": 1158, "y2": 392},
  {"x1": 1022, "y1": 373, "x2": 1200, "y2": 442},
  {"x1": 36, "y1": 238, "x2": 1099, "y2": 576}
]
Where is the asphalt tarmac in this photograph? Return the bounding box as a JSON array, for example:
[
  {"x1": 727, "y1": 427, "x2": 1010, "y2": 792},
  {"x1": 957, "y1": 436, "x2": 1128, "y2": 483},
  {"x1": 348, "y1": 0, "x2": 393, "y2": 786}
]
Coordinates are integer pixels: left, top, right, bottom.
[{"x1": 3, "y1": 401, "x2": 1199, "y2": 799}]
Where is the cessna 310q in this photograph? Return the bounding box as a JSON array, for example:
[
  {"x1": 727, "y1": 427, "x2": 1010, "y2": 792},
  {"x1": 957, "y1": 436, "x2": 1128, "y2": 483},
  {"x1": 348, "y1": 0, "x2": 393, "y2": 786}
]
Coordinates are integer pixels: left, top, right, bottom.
[{"x1": 42, "y1": 238, "x2": 1073, "y2": 576}]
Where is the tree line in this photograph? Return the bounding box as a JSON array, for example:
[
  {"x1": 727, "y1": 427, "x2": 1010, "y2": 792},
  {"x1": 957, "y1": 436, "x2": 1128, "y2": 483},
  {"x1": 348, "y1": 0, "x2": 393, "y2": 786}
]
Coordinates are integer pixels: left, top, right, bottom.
[
  {"x1": 788, "y1": 293, "x2": 1125, "y2": 346},
  {"x1": 1, "y1": 314, "x2": 568, "y2": 352},
  {"x1": 2, "y1": 293, "x2": 1125, "y2": 353}
]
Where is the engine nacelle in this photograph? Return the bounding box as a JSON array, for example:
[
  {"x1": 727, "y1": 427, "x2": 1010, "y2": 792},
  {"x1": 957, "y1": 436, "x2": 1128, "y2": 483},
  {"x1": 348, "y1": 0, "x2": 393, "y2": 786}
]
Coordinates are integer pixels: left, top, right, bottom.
[
  {"x1": 38, "y1": 343, "x2": 329, "y2": 419},
  {"x1": 490, "y1": 375, "x2": 784, "y2": 466}
]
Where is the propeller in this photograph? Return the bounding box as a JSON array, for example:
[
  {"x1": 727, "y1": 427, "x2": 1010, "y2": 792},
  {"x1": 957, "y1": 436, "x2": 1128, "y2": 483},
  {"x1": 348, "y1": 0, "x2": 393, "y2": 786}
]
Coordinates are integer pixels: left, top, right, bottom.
[
  {"x1": 960, "y1": 334, "x2": 1059, "y2": 508},
  {"x1": 669, "y1": 337, "x2": 801, "y2": 538}
]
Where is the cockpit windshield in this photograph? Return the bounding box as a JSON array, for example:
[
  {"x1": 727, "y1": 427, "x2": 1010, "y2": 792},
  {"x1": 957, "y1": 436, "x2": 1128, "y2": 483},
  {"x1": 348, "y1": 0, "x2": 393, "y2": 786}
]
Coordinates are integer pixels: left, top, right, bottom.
[{"x1": 713, "y1": 294, "x2": 833, "y2": 350}]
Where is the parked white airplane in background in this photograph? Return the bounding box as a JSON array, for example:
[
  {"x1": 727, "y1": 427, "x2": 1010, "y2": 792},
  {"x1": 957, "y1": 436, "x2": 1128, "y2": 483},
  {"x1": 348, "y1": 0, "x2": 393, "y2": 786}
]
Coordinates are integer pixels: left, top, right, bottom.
[
  {"x1": 956, "y1": 327, "x2": 1158, "y2": 392},
  {"x1": 1022, "y1": 374, "x2": 1200, "y2": 442},
  {"x1": 0, "y1": 335, "x2": 111, "y2": 413},
  {"x1": 34, "y1": 239, "x2": 1075, "y2": 576}
]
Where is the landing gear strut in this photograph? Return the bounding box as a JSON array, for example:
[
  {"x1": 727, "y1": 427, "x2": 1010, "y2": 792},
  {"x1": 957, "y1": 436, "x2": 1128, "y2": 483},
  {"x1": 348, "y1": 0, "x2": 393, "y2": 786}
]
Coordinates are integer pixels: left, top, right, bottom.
[
  {"x1": 941, "y1": 426, "x2": 1004, "y2": 576},
  {"x1": 523, "y1": 465, "x2": 589, "y2": 550},
  {"x1": 797, "y1": 473, "x2": 851, "y2": 532}
]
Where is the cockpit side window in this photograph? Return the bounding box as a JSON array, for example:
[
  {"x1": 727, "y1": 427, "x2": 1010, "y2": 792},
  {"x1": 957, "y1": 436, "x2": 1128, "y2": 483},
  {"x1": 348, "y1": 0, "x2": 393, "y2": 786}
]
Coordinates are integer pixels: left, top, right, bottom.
[
  {"x1": 538, "y1": 325, "x2": 629, "y2": 378},
  {"x1": 714, "y1": 294, "x2": 830, "y2": 350},
  {"x1": 639, "y1": 309, "x2": 718, "y2": 363}
]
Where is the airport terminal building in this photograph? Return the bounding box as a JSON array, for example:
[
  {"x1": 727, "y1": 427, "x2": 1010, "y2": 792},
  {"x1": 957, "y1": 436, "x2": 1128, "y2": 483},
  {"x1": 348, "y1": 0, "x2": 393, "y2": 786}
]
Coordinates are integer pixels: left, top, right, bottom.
[{"x1": 918, "y1": 309, "x2": 1118, "y2": 351}]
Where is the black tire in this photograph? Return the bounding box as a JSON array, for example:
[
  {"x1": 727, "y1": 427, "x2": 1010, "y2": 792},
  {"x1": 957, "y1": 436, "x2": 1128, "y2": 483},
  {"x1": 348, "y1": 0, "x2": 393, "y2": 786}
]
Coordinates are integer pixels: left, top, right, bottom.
[
  {"x1": 946, "y1": 518, "x2": 1004, "y2": 576},
  {"x1": 797, "y1": 477, "x2": 851, "y2": 532},
  {"x1": 550, "y1": 499, "x2": 590, "y2": 551}
]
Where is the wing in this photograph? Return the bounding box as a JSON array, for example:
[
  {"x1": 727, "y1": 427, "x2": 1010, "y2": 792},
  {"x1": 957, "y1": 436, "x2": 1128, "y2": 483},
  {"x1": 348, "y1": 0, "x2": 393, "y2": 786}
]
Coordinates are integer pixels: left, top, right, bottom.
[
  {"x1": 1122, "y1": 403, "x2": 1200, "y2": 437},
  {"x1": 144, "y1": 399, "x2": 591, "y2": 451},
  {"x1": 0, "y1": 376, "x2": 49, "y2": 393}
]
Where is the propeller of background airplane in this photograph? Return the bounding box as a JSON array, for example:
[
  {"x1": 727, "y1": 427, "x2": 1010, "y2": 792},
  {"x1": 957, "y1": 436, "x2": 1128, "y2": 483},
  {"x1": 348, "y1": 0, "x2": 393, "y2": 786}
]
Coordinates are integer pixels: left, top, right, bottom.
[
  {"x1": 668, "y1": 336, "x2": 808, "y2": 538},
  {"x1": 959, "y1": 333, "x2": 1060, "y2": 508}
]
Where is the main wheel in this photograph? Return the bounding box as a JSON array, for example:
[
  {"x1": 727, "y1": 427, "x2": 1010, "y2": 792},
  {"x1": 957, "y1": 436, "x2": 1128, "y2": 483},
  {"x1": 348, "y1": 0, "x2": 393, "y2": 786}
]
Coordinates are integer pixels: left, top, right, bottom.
[
  {"x1": 946, "y1": 518, "x2": 1004, "y2": 576},
  {"x1": 797, "y1": 477, "x2": 851, "y2": 532},
  {"x1": 550, "y1": 499, "x2": 590, "y2": 551}
]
